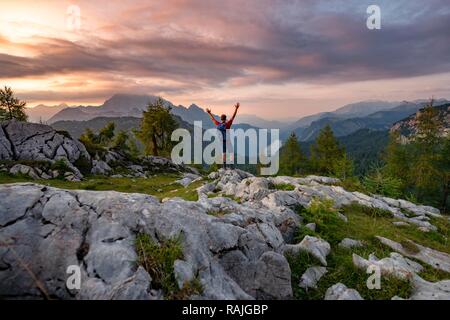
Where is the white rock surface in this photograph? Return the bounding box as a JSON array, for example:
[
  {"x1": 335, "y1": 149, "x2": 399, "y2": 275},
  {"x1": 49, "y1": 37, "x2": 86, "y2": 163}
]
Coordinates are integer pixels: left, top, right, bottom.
[
  {"x1": 0, "y1": 183, "x2": 295, "y2": 300},
  {"x1": 339, "y1": 238, "x2": 365, "y2": 249},
  {"x1": 284, "y1": 236, "x2": 331, "y2": 266},
  {"x1": 376, "y1": 236, "x2": 450, "y2": 273},
  {"x1": 325, "y1": 283, "x2": 363, "y2": 300},
  {"x1": 299, "y1": 266, "x2": 327, "y2": 290},
  {"x1": 352, "y1": 252, "x2": 423, "y2": 280}
]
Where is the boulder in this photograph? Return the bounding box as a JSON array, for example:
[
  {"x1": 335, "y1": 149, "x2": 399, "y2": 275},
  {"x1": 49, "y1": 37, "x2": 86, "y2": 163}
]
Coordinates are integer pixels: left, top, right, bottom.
[
  {"x1": 376, "y1": 236, "x2": 450, "y2": 273},
  {"x1": 339, "y1": 238, "x2": 365, "y2": 249},
  {"x1": 352, "y1": 252, "x2": 423, "y2": 280},
  {"x1": 325, "y1": 283, "x2": 363, "y2": 300},
  {"x1": 284, "y1": 236, "x2": 330, "y2": 266},
  {"x1": 299, "y1": 266, "x2": 327, "y2": 290},
  {"x1": 91, "y1": 160, "x2": 112, "y2": 175},
  {"x1": 9, "y1": 164, "x2": 40, "y2": 180},
  {"x1": 0, "y1": 120, "x2": 90, "y2": 165},
  {"x1": 408, "y1": 275, "x2": 450, "y2": 300}
]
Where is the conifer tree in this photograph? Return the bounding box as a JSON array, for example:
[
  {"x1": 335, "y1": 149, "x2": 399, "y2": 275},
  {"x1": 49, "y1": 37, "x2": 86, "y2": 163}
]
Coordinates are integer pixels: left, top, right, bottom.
[
  {"x1": 310, "y1": 125, "x2": 344, "y2": 175},
  {"x1": 279, "y1": 132, "x2": 307, "y2": 176}
]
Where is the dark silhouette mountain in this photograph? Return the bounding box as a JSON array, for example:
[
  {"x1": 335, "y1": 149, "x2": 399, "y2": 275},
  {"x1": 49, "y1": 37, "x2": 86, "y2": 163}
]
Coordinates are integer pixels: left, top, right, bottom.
[
  {"x1": 284, "y1": 100, "x2": 400, "y2": 134},
  {"x1": 51, "y1": 114, "x2": 193, "y2": 139},
  {"x1": 25, "y1": 103, "x2": 70, "y2": 123},
  {"x1": 290, "y1": 100, "x2": 449, "y2": 141}
]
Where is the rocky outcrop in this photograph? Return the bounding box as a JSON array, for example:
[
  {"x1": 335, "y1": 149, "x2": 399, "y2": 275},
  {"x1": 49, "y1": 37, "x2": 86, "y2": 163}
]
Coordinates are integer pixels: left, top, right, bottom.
[
  {"x1": 284, "y1": 236, "x2": 331, "y2": 266},
  {"x1": 1, "y1": 168, "x2": 447, "y2": 300},
  {"x1": 0, "y1": 183, "x2": 295, "y2": 300},
  {"x1": 376, "y1": 236, "x2": 450, "y2": 273},
  {"x1": 0, "y1": 120, "x2": 90, "y2": 166},
  {"x1": 408, "y1": 275, "x2": 450, "y2": 300},
  {"x1": 203, "y1": 169, "x2": 443, "y2": 232},
  {"x1": 352, "y1": 252, "x2": 423, "y2": 280}
]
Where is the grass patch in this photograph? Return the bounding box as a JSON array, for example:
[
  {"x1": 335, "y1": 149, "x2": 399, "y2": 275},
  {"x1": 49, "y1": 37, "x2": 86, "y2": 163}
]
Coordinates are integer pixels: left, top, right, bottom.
[
  {"x1": 0, "y1": 172, "x2": 203, "y2": 201},
  {"x1": 135, "y1": 233, "x2": 202, "y2": 299},
  {"x1": 288, "y1": 198, "x2": 449, "y2": 300},
  {"x1": 348, "y1": 204, "x2": 393, "y2": 219},
  {"x1": 273, "y1": 183, "x2": 296, "y2": 191},
  {"x1": 399, "y1": 240, "x2": 420, "y2": 255},
  {"x1": 288, "y1": 247, "x2": 412, "y2": 300},
  {"x1": 206, "y1": 209, "x2": 232, "y2": 217}
]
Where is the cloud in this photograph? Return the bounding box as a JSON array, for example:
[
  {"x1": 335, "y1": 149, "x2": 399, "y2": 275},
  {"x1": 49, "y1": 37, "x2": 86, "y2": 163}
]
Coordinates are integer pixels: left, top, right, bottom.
[{"x1": 1, "y1": 0, "x2": 449, "y2": 108}]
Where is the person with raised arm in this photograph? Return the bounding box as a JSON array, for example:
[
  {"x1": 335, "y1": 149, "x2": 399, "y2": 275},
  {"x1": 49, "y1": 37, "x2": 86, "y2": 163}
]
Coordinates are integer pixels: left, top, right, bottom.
[{"x1": 206, "y1": 103, "x2": 240, "y2": 169}]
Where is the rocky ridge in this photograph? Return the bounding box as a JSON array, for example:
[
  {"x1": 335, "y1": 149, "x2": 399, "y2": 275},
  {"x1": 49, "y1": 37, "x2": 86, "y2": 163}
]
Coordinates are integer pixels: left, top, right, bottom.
[{"x1": 0, "y1": 168, "x2": 449, "y2": 300}]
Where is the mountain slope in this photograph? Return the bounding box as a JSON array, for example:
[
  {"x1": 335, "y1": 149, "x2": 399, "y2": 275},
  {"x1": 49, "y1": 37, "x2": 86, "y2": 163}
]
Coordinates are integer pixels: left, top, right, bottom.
[
  {"x1": 293, "y1": 100, "x2": 448, "y2": 141},
  {"x1": 25, "y1": 103, "x2": 70, "y2": 122},
  {"x1": 51, "y1": 115, "x2": 193, "y2": 139},
  {"x1": 391, "y1": 103, "x2": 450, "y2": 138}
]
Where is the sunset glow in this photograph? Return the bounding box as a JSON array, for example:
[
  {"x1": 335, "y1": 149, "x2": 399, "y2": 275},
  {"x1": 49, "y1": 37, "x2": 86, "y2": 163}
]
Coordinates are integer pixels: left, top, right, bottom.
[{"x1": 1, "y1": 0, "x2": 449, "y2": 118}]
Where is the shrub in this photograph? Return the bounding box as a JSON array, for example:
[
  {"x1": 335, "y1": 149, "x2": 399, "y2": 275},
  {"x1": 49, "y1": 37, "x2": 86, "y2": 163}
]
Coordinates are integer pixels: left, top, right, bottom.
[
  {"x1": 135, "y1": 233, "x2": 202, "y2": 299},
  {"x1": 51, "y1": 159, "x2": 71, "y2": 172},
  {"x1": 56, "y1": 130, "x2": 72, "y2": 139},
  {"x1": 363, "y1": 169, "x2": 404, "y2": 198},
  {"x1": 274, "y1": 183, "x2": 295, "y2": 191},
  {"x1": 73, "y1": 156, "x2": 92, "y2": 175},
  {"x1": 342, "y1": 203, "x2": 393, "y2": 219}
]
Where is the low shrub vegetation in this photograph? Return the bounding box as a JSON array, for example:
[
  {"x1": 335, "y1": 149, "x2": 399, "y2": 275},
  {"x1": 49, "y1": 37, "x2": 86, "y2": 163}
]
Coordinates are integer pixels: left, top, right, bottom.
[{"x1": 135, "y1": 233, "x2": 202, "y2": 299}]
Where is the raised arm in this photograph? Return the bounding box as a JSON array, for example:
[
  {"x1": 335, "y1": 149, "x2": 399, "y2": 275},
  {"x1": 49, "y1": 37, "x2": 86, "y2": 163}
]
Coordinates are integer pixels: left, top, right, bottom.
[
  {"x1": 230, "y1": 102, "x2": 240, "y2": 122},
  {"x1": 206, "y1": 108, "x2": 219, "y2": 125}
]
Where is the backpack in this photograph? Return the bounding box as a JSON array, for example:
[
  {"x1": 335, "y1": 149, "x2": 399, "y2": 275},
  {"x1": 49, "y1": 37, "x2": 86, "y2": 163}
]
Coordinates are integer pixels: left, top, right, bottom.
[{"x1": 217, "y1": 122, "x2": 227, "y2": 138}]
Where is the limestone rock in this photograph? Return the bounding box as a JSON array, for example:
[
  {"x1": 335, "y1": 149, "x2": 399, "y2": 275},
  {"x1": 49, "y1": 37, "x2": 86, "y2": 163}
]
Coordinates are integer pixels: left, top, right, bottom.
[
  {"x1": 176, "y1": 173, "x2": 202, "y2": 187},
  {"x1": 284, "y1": 236, "x2": 330, "y2": 266},
  {"x1": 9, "y1": 164, "x2": 39, "y2": 179},
  {"x1": 299, "y1": 266, "x2": 327, "y2": 290},
  {"x1": 0, "y1": 183, "x2": 296, "y2": 300},
  {"x1": 339, "y1": 238, "x2": 365, "y2": 249},
  {"x1": 325, "y1": 283, "x2": 363, "y2": 300},
  {"x1": 352, "y1": 252, "x2": 423, "y2": 280},
  {"x1": 408, "y1": 275, "x2": 450, "y2": 300},
  {"x1": 91, "y1": 160, "x2": 112, "y2": 175},
  {"x1": 376, "y1": 236, "x2": 450, "y2": 273},
  {"x1": 0, "y1": 120, "x2": 90, "y2": 165}
]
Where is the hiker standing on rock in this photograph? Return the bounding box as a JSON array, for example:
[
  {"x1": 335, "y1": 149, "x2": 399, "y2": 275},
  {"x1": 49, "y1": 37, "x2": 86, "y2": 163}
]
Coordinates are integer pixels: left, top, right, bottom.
[{"x1": 206, "y1": 103, "x2": 240, "y2": 169}]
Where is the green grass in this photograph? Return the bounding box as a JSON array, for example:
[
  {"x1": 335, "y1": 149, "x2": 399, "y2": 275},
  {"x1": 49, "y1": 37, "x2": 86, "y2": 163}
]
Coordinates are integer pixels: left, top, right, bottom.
[
  {"x1": 135, "y1": 233, "x2": 202, "y2": 300},
  {"x1": 288, "y1": 247, "x2": 413, "y2": 300},
  {"x1": 0, "y1": 172, "x2": 203, "y2": 201},
  {"x1": 273, "y1": 183, "x2": 296, "y2": 191},
  {"x1": 287, "y1": 199, "x2": 450, "y2": 300}
]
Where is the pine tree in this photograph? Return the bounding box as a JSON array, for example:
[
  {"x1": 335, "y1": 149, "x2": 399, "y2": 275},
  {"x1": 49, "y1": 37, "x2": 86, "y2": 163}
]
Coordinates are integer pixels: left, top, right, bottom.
[
  {"x1": 0, "y1": 86, "x2": 28, "y2": 121},
  {"x1": 279, "y1": 132, "x2": 307, "y2": 176},
  {"x1": 383, "y1": 130, "x2": 410, "y2": 184},
  {"x1": 332, "y1": 153, "x2": 354, "y2": 180},
  {"x1": 411, "y1": 101, "x2": 444, "y2": 202},
  {"x1": 310, "y1": 125, "x2": 344, "y2": 175},
  {"x1": 135, "y1": 98, "x2": 178, "y2": 156},
  {"x1": 98, "y1": 122, "x2": 116, "y2": 145},
  {"x1": 438, "y1": 137, "x2": 450, "y2": 211}
]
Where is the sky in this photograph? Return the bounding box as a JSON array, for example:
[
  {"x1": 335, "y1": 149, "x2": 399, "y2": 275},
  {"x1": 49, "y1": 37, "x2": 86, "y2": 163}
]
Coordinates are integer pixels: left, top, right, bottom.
[{"x1": 1, "y1": 0, "x2": 450, "y2": 119}]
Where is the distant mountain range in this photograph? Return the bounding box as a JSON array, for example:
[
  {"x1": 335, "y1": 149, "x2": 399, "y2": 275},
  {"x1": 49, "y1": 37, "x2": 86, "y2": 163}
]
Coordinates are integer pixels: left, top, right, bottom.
[
  {"x1": 26, "y1": 94, "x2": 449, "y2": 143},
  {"x1": 287, "y1": 99, "x2": 449, "y2": 141},
  {"x1": 25, "y1": 103, "x2": 70, "y2": 123}
]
